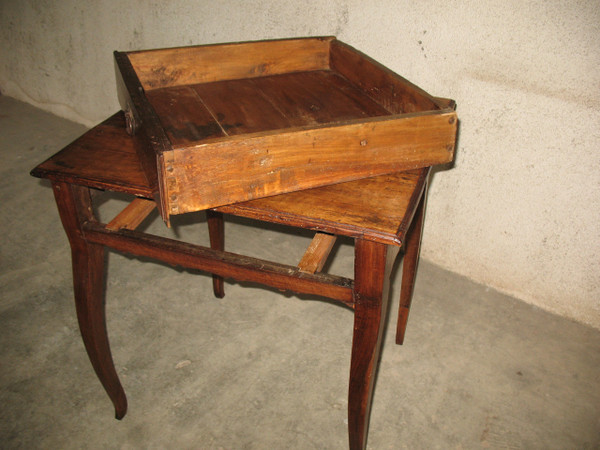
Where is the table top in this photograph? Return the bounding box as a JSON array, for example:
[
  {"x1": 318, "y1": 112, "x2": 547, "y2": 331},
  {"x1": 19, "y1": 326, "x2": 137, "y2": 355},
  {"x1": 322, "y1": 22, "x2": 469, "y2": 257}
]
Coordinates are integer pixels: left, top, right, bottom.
[{"x1": 31, "y1": 112, "x2": 429, "y2": 246}]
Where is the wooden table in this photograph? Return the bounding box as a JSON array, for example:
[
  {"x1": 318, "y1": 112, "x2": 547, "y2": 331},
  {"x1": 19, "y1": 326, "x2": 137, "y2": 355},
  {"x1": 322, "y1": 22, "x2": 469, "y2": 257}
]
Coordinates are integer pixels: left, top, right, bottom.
[{"x1": 31, "y1": 112, "x2": 430, "y2": 450}]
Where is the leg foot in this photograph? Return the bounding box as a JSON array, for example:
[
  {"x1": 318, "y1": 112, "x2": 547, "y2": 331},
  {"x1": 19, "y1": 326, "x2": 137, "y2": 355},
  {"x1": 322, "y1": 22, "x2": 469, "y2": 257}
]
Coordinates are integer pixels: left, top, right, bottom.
[
  {"x1": 53, "y1": 182, "x2": 127, "y2": 418},
  {"x1": 72, "y1": 243, "x2": 128, "y2": 419}
]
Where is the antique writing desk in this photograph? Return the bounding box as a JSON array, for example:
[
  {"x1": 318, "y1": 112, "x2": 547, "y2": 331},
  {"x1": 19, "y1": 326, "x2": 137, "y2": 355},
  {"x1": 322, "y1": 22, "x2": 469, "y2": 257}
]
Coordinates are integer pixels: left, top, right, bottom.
[{"x1": 32, "y1": 112, "x2": 430, "y2": 450}]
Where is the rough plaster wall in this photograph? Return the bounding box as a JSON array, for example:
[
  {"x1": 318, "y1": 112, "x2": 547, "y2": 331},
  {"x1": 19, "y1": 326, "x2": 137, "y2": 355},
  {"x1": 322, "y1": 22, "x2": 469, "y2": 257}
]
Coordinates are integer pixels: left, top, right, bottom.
[{"x1": 1, "y1": 0, "x2": 598, "y2": 328}]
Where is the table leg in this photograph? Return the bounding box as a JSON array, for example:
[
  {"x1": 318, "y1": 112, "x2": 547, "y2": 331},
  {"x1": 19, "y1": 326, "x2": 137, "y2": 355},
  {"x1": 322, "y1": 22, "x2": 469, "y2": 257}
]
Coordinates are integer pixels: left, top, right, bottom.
[
  {"x1": 52, "y1": 182, "x2": 127, "y2": 419},
  {"x1": 396, "y1": 188, "x2": 426, "y2": 345},
  {"x1": 206, "y1": 210, "x2": 225, "y2": 298},
  {"x1": 348, "y1": 239, "x2": 399, "y2": 450}
]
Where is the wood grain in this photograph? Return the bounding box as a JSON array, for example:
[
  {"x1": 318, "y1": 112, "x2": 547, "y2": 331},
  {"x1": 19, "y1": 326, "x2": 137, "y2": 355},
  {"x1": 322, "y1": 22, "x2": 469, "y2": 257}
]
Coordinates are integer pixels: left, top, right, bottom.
[
  {"x1": 106, "y1": 198, "x2": 156, "y2": 231},
  {"x1": 248, "y1": 71, "x2": 390, "y2": 127},
  {"x1": 147, "y1": 71, "x2": 391, "y2": 142},
  {"x1": 396, "y1": 181, "x2": 426, "y2": 345},
  {"x1": 32, "y1": 112, "x2": 431, "y2": 246},
  {"x1": 127, "y1": 37, "x2": 333, "y2": 90},
  {"x1": 84, "y1": 222, "x2": 354, "y2": 307},
  {"x1": 349, "y1": 240, "x2": 398, "y2": 449},
  {"x1": 114, "y1": 50, "x2": 172, "y2": 219},
  {"x1": 330, "y1": 39, "x2": 443, "y2": 114},
  {"x1": 297, "y1": 233, "x2": 337, "y2": 273},
  {"x1": 52, "y1": 182, "x2": 128, "y2": 420},
  {"x1": 217, "y1": 169, "x2": 429, "y2": 246},
  {"x1": 146, "y1": 85, "x2": 226, "y2": 146},
  {"x1": 115, "y1": 37, "x2": 457, "y2": 220},
  {"x1": 35, "y1": 108, "x2": 432, "y2": 447},
  {"x1": 206, "y1": 210, "x2": 225, "y2": 298},
  {"x1": 192, "y1": 77, "x2": 293, "y2": 135},
  {"x1": 167, "y1": 111, "x2": 455, "y2": 214},
  {"x1": 31, "y1": 113, "x2": 153, "y2": 197}
]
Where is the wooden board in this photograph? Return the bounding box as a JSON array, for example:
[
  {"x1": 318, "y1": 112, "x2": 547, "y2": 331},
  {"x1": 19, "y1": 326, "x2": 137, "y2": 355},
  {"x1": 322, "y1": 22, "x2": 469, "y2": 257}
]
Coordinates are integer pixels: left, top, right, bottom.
[
  {"x1": 297, "y1": 233, "x2": 338, "y2": 274},
  {"x1": 31, "y1": 111, "x2": 430, "y2": 245},
  {"x1": 127, "y1": 37, "x2": 333, "y2": 89},
  {"x1": 115, "y1": 37, "x2": 457, "y2": 222},
  {"x1": 217, "y1": 169, "x2": 429, "y2": 246},
  {"x1": 30, "y1": 113, "x2": 153, "y2": 197}
]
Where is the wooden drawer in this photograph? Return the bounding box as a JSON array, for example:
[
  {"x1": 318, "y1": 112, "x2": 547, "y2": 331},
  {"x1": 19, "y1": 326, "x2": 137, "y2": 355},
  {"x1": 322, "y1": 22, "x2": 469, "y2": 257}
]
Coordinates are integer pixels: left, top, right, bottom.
[{"x1": 115, "y1": 36, "x2": 457, "y2": 223}]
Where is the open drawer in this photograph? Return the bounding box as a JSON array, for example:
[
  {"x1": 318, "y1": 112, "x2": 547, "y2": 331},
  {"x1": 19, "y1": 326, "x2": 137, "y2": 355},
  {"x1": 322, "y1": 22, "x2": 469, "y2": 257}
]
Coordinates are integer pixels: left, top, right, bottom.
[{"x1": 115, "y1": 36, "x2": 457, "y2": 222}]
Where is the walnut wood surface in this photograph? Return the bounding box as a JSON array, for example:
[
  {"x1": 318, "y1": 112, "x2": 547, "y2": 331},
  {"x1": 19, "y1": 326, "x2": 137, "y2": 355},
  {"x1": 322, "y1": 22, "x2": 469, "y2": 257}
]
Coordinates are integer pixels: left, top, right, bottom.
[
  {"x1": 161, "y1": 70, "x2": 392, "y2": 142},
  {"x1": 114, "y1": 50, "x2": 171, "y2": 219},
  {"x1": 206, "y1": 210, "x2": 225, "y2": 298},
  {"x1": 33, "y1": 109, "x2": 432, "y2": 449},
  {"x1": 297, "y1": 232, "x2": 337, "y2": 274},
  {"x1": 146, "y1": 70, "x2": 391, "y2": 147},
  {"x1": 349, "y1": 240, "x2": 399, "y2": 449},
  {"x1": 32, "y1": 112, "x2": 429, "y2": 246},
  {"x1": 396, "y1": 182, "x2": 427, "y2": 345},
  {"x1": 127, "y1": 37, "x2": 333, "y2": 90},
  {"x1": 217, "y1": 169, "x2": 430, "y2": 246},
  {"x1": 145, "y1": 85, "x2": 226, "y2": 146},
  {"x1": 114, "y1": 37, "x2": 457, "y2": 220},
  {"x1": 329, "y1": 40, "x2": 443, "y2": 113},
  {"x1": 246, "y1": 71, "x2": 390, "y2": 127},
  {"x1": 31, "y1": 113, "x2": 153, "y2": 197},
  {"x1": 51, "y1": 182, "x2": 127, "y2": 419},
  {"x1": 106, "y1": 198, "x2": 156, "y2": 231},
  {"x1": 167, "y1": 111, "x2": 452, "y2": 214},
  {"x1": 193, "y1": 78, "x2": 292, "y2": 136},
  {"x1": 84, "y1": 222, "x2": 354, "y2": 306}
]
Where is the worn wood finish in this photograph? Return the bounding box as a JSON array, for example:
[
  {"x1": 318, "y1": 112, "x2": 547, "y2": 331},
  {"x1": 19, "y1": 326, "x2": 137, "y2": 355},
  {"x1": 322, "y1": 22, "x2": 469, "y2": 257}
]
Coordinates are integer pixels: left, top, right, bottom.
[
  {"x1": 106, "y1": 197, "x2": 156, "y2": 231},
  {"x1": 151, "y1": 70, "x2": 387, "y2": 143},
  {"x1": 168, "y1": 111, "x2": 454, "y2": 214},
  {"x1": 31, "y1": 113, "x2": 153, "y2": 197},
  {"x1": 247, "y1": 71, "x2": 390, "y2": 127},
  {"x1": 396, "y1": 182, "x2": 427, "y2": 345},
  {"x1": 145, "y1": 86, "x2": 226, "y2": 147},
  {"x1": 218, "y1": 169, "x2": 430, "y2": 246},
  {"x1": 114, "y1": 50, "x2": 172, "y2": 220},
  {"x1": 31, "y1": 112, "x2": 429, "y2": 246},
  {"x1": 298, "y1": 232, "x2": 337, "y2": 274},
  {"x1": 32, "y1": 111, "x2": 439, "y2": 448},
  {"x1": 84, "y1": 222, "x2": 354, "y2": 307},
  {"x1": 115, "y1": 37, "x2": 457, "y2": 221},
  {"x1": 329, "y1": 40, "x2": 444, "y2": 114},
  {"x1": 51, "y1": 182, "x2": 127, "y2": 420},
  {"x1": 191, "y1": 77, "x2": 294, "y2": 136},
  {"x1": 349, "y1": 239, "x2": 399, "y2": 450},
  {"x1": 126, "y1": 37, "x2": 333, "y2": 90}
]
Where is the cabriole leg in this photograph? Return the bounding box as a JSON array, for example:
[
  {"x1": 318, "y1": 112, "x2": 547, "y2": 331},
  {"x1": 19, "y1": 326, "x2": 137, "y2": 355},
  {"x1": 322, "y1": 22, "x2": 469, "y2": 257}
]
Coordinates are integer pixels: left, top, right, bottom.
[{"x1": 52, "y1": 182, "x2": 127, "y2": 419}]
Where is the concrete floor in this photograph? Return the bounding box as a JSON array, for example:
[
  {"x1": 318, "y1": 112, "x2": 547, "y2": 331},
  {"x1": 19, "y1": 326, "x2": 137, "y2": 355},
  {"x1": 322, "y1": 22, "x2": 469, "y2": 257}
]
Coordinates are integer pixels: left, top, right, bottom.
[{"x1": 1, "y1": 95, "x2": 599, "y2": 449}]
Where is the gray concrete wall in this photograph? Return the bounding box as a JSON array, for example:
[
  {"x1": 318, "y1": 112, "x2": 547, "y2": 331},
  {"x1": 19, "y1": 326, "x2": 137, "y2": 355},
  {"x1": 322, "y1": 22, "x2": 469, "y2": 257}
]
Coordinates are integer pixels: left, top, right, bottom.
[{"x1": 1, "y1": 0, "x2": 599, "y2": 328}]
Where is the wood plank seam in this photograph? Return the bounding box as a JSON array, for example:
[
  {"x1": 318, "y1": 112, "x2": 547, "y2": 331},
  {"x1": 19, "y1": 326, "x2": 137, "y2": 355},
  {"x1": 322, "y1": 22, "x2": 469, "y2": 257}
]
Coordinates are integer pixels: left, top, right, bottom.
[{"x1": 191, "y1": 87, "x2": 230, "y2": 136}]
